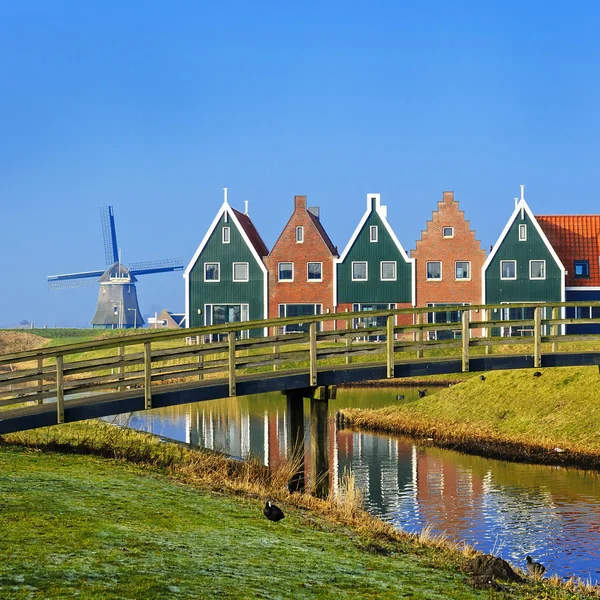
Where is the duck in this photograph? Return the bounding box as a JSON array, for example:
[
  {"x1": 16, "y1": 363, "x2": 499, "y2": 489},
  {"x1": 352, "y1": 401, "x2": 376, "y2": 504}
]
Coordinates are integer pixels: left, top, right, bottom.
[
  {"x1": 264, "y1": 500, "x2": 285, "y2": 523},
  {"x1": 418, "y1": 389, "x2": 427, "y2": 398},
  {"x1": 533, "y1": 371, "x2": 542, "y2": 378},
  {"x1": 525, "y1": 556, "x2": 546, "y2": 576},
  {"x1": 396, "y1": 395, "x2": 405, "y2": 400},
  {"x1": 479, "y1": 375, "x2": 486, "y2": 381}
]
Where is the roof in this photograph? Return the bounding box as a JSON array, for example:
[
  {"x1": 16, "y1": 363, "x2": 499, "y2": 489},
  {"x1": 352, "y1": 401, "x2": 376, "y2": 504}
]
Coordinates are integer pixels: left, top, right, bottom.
[
  {"x1": 536, "y1": 215, "x2": 600, "y2": 287},
  {"x1": 308, "y1": 211, "x2": 338, "y2": 256},
  {"x1": 232, "y1": 209, "x2": 269, "y2": 257}
]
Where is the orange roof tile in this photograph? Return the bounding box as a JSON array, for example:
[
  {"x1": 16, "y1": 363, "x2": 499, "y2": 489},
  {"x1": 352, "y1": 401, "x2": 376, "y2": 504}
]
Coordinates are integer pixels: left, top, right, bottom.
[{"x1": 536, "y1": 215, "x2": 600, "y2": 286}]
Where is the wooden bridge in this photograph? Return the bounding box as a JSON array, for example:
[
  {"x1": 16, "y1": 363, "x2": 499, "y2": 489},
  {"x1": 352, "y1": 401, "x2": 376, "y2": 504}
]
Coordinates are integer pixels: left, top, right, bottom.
[{"x1": 2, "y1": 302, "x2": 600, "y2": 436}]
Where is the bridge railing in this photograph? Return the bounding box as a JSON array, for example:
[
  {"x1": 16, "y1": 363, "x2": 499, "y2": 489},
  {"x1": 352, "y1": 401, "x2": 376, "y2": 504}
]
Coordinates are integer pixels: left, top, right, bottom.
[{"x1": 1, "y1": 301, "x2": 600, "y2": 427}]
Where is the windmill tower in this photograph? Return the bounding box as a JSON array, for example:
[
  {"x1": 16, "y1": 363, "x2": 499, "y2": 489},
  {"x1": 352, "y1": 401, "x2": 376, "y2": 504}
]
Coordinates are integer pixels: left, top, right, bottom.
[{"x1": 48, "y1": 206, "x2": 184, "y2": 328}]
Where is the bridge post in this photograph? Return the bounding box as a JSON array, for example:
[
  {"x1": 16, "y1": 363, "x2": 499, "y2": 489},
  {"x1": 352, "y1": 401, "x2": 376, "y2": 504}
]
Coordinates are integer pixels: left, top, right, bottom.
[
  {"x1": 56, "y1": 354, "x2": 64, "y2": 424},
  {"x1": 345, "y1": 309, "x2": 352, "y2": 365},
  {"x1": 386, "y1": 314, "x2": 395, "y2": 378},
  {"x1": 118, "y1": 345, "x2": 124, "y2": 392},
  {"x1": 534, "y1": 307, "x2": 542, "y2": 368},
  {"x1": 228, "y1": 333, "x2": 236, "y2": 396},
  {"x1": 309, "y1": 322, "x2": 317, "y2": 386},
  {"x1": 285, "y1": 390, "x2": 305, "y2": 493},
  {"x1": 310, "y1": 387, "x2": 332, "y2": 499},
  {"x1": 144, "y1": 342, "x2": 152, "y2": 410},
  {"x1": 552, "y1": 306, "x2": 559, "y2": 353},
  {"x1": 462, "y1": 311, "x2": 470, "y2": 372},
  {"x1": 416, "y1": 312, "x2": 423, "y2": 359},
  {"x1": 37, "y1": 357, "x2": 44, "y2": 405},
  {"x1": 273, "y1": 344, "x2": 278, "y2": 372},
  {"x1": 198, "y1": 351, "x2": 204, "y2": 381}
]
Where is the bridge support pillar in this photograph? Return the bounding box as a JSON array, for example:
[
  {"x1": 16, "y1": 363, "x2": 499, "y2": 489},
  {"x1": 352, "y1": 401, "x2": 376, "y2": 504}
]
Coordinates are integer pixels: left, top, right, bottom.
[{"x1": 285, "y1": 390, "x2": 305, "y2": 493}]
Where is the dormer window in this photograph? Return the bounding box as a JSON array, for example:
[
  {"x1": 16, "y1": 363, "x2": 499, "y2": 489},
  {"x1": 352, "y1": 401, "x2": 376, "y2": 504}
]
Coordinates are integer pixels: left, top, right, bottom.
[
  {"x1": 442, "y1": 227, "x2": 454, "y2": 238},
  {"x1": 370, "y1": 226, "x2": 378, "y2": 242},
  {"x1": 574, "y1": 260, "x2": 590, "y2": 278},
  {"x1": 222, "y1": 227, "x2": 230, "y2": 244},
  {"x1": 519, "y1": 224, "x2": 527, "y2": 241},
  {"x1": 296, "y1": 226, "x2": 304, "y2": 243}
]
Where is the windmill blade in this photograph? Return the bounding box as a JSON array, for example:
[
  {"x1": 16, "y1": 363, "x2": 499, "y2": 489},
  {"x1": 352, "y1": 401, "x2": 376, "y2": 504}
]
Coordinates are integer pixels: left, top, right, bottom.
[
  {"x1": 100, "y1": 206, "x2": 119, "y2": 266},
  {"x1": 128, "y1": 258, "x2": 184, "y2": 276},
  {"x1": 47, "y1": 270, "x2": 105, "y2": 290}
]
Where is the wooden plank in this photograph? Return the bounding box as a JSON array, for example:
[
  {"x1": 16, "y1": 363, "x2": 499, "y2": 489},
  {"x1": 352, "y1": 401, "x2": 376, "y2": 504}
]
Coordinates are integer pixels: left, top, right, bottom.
[
  {"x1": 461, "y1": 311, "x2": 469, "y2": 372},
  {"x1": 118, "y1": 345, "x2": 125, "y2": 392},
  {"x1": 386, "y1": 315, "x2": 394, "y2": 378},
  {"x1": 416, "y1": 312, "x2": 423, "y2": 359},
  {"x1": 56, "y1": 355, "x2": 64, "y2": 424},
  {"x1": 309, "y1": 322, "x2": 317, "y2": 386},
  {"x1": 228, "y1": 333, "x2": 236, "y2": 396},
  {"x1": 534, "y1": 307, "x2": 541, "y2": 368},
  {"x1": 37, "y1": 357, "x2": 44, "y2": 405},
  {"x1": 144, "y1": 342, "x2": 152, "y2": 410},
  {"x1": 552, "y1": 307, "x2": 559, "y2": 353}
]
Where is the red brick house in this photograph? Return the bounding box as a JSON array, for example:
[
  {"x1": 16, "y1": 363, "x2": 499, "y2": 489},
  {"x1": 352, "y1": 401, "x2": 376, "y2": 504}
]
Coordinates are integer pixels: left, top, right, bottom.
[
  {"x1": 264, "y1": 195, "x2": 338, "y2": 333},
  {"x1": 411, "y1": 191, "x2": 486, "y2": 338}
]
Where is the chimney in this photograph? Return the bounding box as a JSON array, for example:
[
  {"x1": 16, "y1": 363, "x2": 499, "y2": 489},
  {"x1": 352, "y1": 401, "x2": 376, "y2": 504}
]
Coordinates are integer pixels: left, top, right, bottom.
[
  {"x1": 294, "y1": 195, "x2": 307, "y2": 211},
  {"x1": 223, "y1": 187, "x2": 228, "y2": 204},
  {"x1": 514, "y1": 197, "x2": 519, "y2": 210},
  {"x1": 244, "y1": 200, "x2": 248, "y2": 215},
  {"x1": 307, "y1": 206, "x2": 320, "y2": 219},
  {"x1": 443, "y1": 191, "x2": 454, "y2": 202}
]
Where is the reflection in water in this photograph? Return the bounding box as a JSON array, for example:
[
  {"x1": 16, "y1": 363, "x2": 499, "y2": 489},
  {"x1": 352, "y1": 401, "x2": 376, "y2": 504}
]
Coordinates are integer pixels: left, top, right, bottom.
[{"x1": 117, "y1": 388, "x2": 600, "y2": 584}]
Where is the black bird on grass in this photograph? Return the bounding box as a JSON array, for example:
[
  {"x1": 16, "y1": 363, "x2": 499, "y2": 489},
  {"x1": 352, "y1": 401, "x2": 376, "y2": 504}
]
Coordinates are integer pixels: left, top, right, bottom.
[
  {"x1": 396, "y1": 395, "x2": 405, "y2": 400},
  {"x1": 418, "y1": 389, "x2": 427, "y2": 398},
  {"x1": 264, "y1": 501, "x2": 285, "y2": 523},
  {"x1": 525, "y1": 556, "x2": 546, "y2": 576},
  {"x1": 479, "y1": 375, "x2": 486, "y2": 381},
  {"x1": 533, "y1": 371, "x2": 543, "y2": 378}
]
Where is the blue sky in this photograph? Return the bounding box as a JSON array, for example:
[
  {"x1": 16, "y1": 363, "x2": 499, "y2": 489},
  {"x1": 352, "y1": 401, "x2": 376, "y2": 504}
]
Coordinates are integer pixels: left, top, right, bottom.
[{"x1": 1, "y1": 1, "x2": 599, "y2": 328}]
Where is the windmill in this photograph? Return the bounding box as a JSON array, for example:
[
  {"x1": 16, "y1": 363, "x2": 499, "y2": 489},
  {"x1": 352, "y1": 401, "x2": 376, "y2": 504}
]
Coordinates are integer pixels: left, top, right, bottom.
[{"x1": 48, "y1": 206, "x2": 184, "y2": 328}]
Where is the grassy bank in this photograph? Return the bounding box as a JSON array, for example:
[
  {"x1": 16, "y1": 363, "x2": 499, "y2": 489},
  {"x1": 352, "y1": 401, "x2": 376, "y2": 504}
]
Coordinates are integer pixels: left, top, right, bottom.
[
  {"x1": 340, "y1": 366, "x2": 600, "y2": 469},
  {"x1": 1, "y1": 422, "x2": 594, "y2": 599}
]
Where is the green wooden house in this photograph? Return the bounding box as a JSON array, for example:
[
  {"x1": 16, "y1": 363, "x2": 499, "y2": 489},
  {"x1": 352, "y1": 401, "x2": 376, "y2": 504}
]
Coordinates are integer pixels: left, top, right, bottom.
[
  {"x1": 335, "y1": 194, "x2": 415, "y2": 336},
  {"x1": 184, "y1": 190, "x2": 269, "y2": 339},
  {"x1": 482, "y1": 186, "x2": 565, "y2": 336}
]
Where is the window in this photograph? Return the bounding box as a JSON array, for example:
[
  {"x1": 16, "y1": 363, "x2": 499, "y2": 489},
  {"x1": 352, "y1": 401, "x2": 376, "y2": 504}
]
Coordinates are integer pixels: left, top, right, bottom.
[
  {"x1": 500, "y1": 260, "x2": 516, "y2": 279},
  {"x1": 426, "y1": 261, "x2": 442, "y2": 280},
  {"x1": 518, "y1": 224, "x2": 527, "y2": 241},
  {"x1": 530, "y1": 260, "x2": 545, "y2": 280},
  {"x1": 380, "y1": 261, "x2": 396, "y2": 281},
  {"x1": 442, "y1": 227, "x2": 454, "y2": 238},
  {"x1": 278, "y1": 304, "x2": 322, "y2": 333},
  {"x1": 204, "y1": 263, "x2": 220, "y2": 281},
  {"x1": 233, "y1": 262, "x2": 249, "y2": 282},
  {"x1": 370, "y1": 226, "x2": 378, "y2": 242},
  {"x1": 455, "y1": 261, "x2": 470, "y2": 280},
  {"x1": 222, "y1": 227, "x2": 230, "y2": 243},
  {"x1": 296, "y1": 226, "x2": 304, "y2": 243},
  {"x1": 278, "y1": 262, "x2": 293, "y2": 281},
  {"x1": 352, "y1": 261, "x2": 368, "y2": 281},
  {"x1": 574, "y1": 260, "x2": 590, "y2": 277},
  {"x1": 307, "y1": 262, "x2": 322, "y2": 281}
]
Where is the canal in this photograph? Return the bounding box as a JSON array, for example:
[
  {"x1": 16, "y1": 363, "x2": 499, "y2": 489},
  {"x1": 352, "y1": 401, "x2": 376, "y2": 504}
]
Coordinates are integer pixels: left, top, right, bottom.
[{"x1": 117, "y1": 386, "x2": 600, "y2": 584}]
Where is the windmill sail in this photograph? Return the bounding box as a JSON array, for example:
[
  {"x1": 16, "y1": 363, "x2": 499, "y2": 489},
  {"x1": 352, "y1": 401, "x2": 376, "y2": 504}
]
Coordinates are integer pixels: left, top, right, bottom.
[{"x1": 101, "y1": 206, "x2": 119, "y2": 266}]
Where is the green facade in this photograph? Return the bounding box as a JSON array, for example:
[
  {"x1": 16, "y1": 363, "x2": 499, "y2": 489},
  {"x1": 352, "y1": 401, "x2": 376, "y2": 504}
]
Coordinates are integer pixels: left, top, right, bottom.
[
  {"x1": 337, "y1": 204, "x2": 413, "y2": 304},
  {"x1": 485, "y1": 208, "x2": 562, "y2": 304},
  {"x1": 188, "y1": 212, "x2": 265, "y2": 335}
]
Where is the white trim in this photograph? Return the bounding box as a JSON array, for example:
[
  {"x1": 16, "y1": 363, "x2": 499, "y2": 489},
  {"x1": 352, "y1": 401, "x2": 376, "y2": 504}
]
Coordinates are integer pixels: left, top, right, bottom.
[
  {"x1": 566, "y1": 286, "x2": 600, "y2": 291},
  {"x1": 442, "y1": 226, "x2": 454, "y2": 238},
  {"x1": 380, "y1": 261, "x2": 396, "y2": 281},
  {"x1": 370, "y1": 225, "x2": 378, "y2": 242},
  {"x1": 307, "y1": 261, "x2": 323, "y2": 282},
  {"x1": 204, "y1": 262, "x2": 220, "y2": 282},
  {"x1": 278, "y1": 261, "x2": 294, "y2": 282},
  {"x1": 426, "y1": 261, "x2": 442, "y2": 281},
  {"x1": 529, "y1": 259, "x2": 546, "y2": 280},
  {"x1": 518, "y1": 224, "x2": 527, "y2": 241},
  {"x1": 500, "y1": 260, "x2": 517, "y2": 280},
  {"x1": 222, "y1": 226, "x2": 230, "y2": 244},
  {"x1": 232, "y1": 262, "x2": 249, "y2": 282},
  {"x1": 455, "y1": 261, "x2": 471, "y2": 281},
  {"x1": 296, "y1": 226, "x2": 304, "y2": 243},
  {"x1": 352, "y1": 261, "x2": 368, "y2": 281},
  {"x1": 183, "y1": 195, "x2": 268, "y2": 329},
  {"x1": 482, "y1": 195, "x2": 566, "y2": 303},
  {"x1": 334, "y1": 193, "x2": 416, "y2": 305}
]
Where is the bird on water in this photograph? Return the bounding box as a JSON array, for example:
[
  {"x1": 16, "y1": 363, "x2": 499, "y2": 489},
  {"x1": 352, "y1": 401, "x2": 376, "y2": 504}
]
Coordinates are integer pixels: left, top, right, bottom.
[
  {"x1": 418, "y1": 389, "x2": 427, "y2": 398},
  {"x1": 396, "y1": 395, "x2": 404, "y2": 400},
  {"x1": 525, "y1": 556, "x2": 546, "y2": 576},
  {"x1": 533, "y1": 371, "x2": 542, "y2": 378},
  {"x1": 264, "y1": 501, "x2": 285, "y2": 523}
]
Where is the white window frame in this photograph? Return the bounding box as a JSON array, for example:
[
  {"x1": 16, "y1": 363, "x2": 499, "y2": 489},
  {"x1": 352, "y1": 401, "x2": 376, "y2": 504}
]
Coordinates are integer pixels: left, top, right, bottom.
[
  {"x1": 426, "y1": 261, "x2": 442, "y2": 281},
  {"x1": 500, "y1": 260, "x2": 517, "y2": 280},
  {"x1": 222, "y1": 227, "x2": 230, "y2": 244},
  {"x1": 278, "y1": 262, "x2": 294, "y2": 282},
  {"x1": 232, "y1": 262, "x2": 249, "y2": 282},
  {"x1": 352, "y1": 261, "x2": 368, "y2": 281},
  {"x1": 518, "y1": 224, "x2": 527, "y2": 241},
  {"x1": 529, "y1": 260, "x2": 546, "y2": 280},
  {"x1": 455, "y1": 261, "x2": 471, "y2": 280},
  {"x1": 370, "y1": 226, "x2": 378, "y2": 242},
  {"x1": 442, "y1": 226, "x2": 454, "y2": 238},
  {"x1": 307, "y1": 262, "x2": 322, "y2": 281},
  {"x1": 296, "y1": 226, "x2": 304, "y2": 243},
  {"x1": 380, "y1": 261, "x2": 396, "y2": 281},
  {"x1": 204, "y1": 262, "x2": 220, "y2": 282}
]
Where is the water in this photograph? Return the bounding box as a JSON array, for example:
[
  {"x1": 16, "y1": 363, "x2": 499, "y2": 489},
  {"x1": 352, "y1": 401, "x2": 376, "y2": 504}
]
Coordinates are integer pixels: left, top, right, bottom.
[{"x1": 117, "y1": 387, "x2": 600, "y2": 584}]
